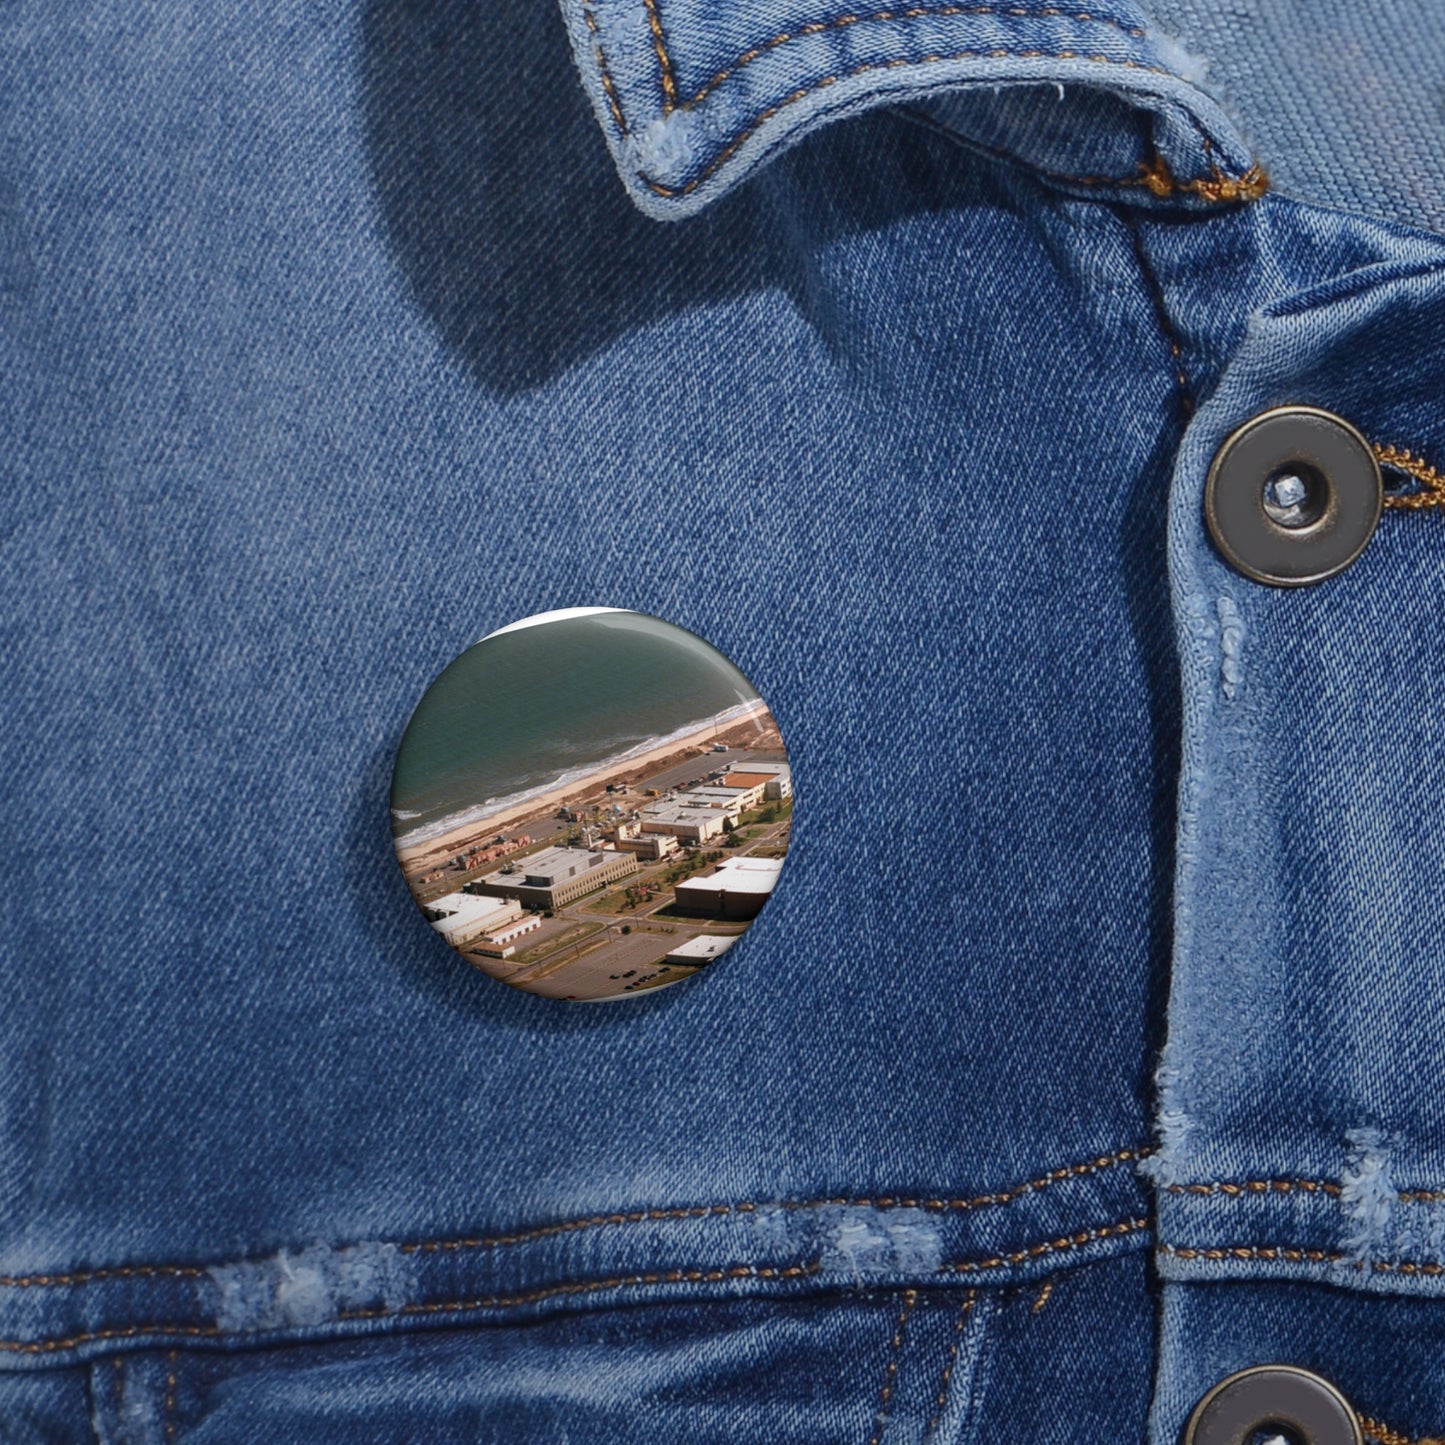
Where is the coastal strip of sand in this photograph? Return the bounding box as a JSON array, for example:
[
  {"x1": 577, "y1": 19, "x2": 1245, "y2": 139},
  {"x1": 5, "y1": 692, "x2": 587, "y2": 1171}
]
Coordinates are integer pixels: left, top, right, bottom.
[{"x1": 394, "y1": 701, "x2": 779, "y2": 871}]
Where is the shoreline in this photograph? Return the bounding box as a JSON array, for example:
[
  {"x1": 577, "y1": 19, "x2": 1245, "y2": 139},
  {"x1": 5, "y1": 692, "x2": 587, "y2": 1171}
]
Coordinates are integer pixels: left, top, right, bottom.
[{"x1": 394, "y1": 702, "x2": 779, "y2": 871}]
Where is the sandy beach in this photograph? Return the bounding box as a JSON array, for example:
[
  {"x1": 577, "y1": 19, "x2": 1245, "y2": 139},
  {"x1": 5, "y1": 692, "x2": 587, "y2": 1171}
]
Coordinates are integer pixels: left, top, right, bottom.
[{"x1": 394, "y1": 700, "x2": 780, "y2": 871}]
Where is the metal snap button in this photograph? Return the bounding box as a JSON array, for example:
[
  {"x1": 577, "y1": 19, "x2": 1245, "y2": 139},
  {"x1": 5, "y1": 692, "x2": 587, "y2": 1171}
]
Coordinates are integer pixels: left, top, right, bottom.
[
  {"x1": 1183, "y1": 1365, "x2": 1363, "y2": 1445},
  {"x1": 1204, "y1": 405, "x2": 1382, "y2": 586},
  {"x1": 391, "y1": 608, "x2": 792, "y2": 1002}
]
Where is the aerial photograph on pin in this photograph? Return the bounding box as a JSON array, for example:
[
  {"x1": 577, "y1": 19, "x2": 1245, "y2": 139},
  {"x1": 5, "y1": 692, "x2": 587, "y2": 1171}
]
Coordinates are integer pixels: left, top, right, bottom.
[{"x1": 390, "y1": 608, "x2": 792, "y2": 1001}]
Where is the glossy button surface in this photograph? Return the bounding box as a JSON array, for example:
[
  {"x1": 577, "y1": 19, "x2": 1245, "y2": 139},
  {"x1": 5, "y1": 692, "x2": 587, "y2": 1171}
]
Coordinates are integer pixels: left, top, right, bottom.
[
  {"x1": 1204, "y1": 405, "x2": 1382, "y2": 586},
  {"x1": 391, "y1": 608, "x2": 791, "y2": 1002},
  {"x1": 1184, "y1": 1365, "x2": 1363, "y2": 1445}
]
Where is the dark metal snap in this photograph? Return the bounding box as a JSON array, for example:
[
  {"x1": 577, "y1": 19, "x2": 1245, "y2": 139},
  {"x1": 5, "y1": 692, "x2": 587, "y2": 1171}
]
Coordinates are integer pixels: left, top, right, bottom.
[
  {"x1": 1183, "y1": 1365, "x2": 1363, "y2": 1445},
  {"x1": 1204, "y1": 405, "x2": 1382, "y2": 586}
]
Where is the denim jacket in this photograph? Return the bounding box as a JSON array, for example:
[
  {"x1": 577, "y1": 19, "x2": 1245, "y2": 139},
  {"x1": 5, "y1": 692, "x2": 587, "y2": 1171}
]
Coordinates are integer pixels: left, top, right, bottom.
[{"x1": 4, "y1": 0, "x2": 1445, "y2": 1441}]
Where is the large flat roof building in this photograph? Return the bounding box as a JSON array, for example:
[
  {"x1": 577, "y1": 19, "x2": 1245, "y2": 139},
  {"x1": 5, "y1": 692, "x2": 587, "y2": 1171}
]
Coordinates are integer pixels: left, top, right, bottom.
[
  {"x1": 476, "y1": 846, "x2": 637, "y2": 909},
  {"x1": 423, "y1": 893, "x2": 535, "y2": 951},
  {"x1": 673, "y1": 855, "x2": 785, "y2": 920},
  {"x1": 722, "y1": 763, "x2": 791, "y2": 800},
  {"x1": 636, "y1": 802, "x2": 728, "y2": 843}
]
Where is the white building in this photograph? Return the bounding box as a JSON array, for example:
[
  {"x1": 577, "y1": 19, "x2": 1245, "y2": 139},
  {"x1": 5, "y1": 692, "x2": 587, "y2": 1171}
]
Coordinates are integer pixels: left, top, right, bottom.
[
  {"x1": 636, "y1": 801, "x2": 728, "y2": 843},
  {"x1": 674, "y1": 855, "x2": 785, "y2": 920},
  {"x1": 423, "y1": 893, "x2": 541, "y2": 955},
  {"x1": 665, "y1": 934, "x2": 740, "y2": 966}
]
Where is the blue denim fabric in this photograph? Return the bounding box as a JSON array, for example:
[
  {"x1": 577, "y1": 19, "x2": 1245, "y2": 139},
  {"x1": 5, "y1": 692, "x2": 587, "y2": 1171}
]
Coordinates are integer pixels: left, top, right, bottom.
[{"x1": 3, "y1": 0, "x2": 1445, "y2": 1441}]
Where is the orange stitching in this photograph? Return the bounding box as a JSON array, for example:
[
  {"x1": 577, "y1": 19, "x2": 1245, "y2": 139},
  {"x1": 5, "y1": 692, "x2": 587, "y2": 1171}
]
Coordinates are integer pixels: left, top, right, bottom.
[
  {"x1": 0, "y1": 1324, "x2": 223, "y2": 1357},
  {"x1": 583, "y1": 7, "x2": 628, "y2": 133},
  {"x1": 940, "y1": 1217, "x2": 1149, "y2": 1273},
  {"x1": 1374, "y1": 444, "x2": 1445, "y2": 510},
  {"x1": 1030, "y1": 1277, "x2": 1055, "y2": 1312},
  {"x1": 640, "y1": 52, "x2": 1264, "y2": 199},
  {"x1": 584, "y1": 2, "x2": 1266, "y2": 204},
  {"x1": 399, "y1": 1146, "x2": 1152, "y2": 1257},
  {"x1": 1164, "y1": 1177, "x2": 1445, "y2": 1203},
  {"x1": 1158, "y1": 1242, "x2": 1445, "y2": 1276},
  {"x1": 344, "y1": 1259, "x2": 824, "y2": 1322},
  {"x1": 1136, "y1": 150, "x2": 1268, "y2": 203},
  {"x1": 1360, "y1": 1414, "x2": 1445, "y2": 1445},
  {"x1": 0, "y1": 1263, "x2": 206, "y2": 1288},
  {"x1": 924, "y1": 1291, "x2": 977, "y2": 1437},
  {"x1": 1165, "y1": 1178, "x2": 1343, "y2": 1198},
  {"x1": 868, "y1": 1288, "x2": 919, "y2": 1445},
  {"x1": 0, "y1": 1147, "x2": 1150, "y2": 1293},
  {"x1": 920, "y1": 119, "x2": 1250, "y2": 196},
  {"x1": 642, "y1": 0, "x2": 677, "y2": 107},
  {"x1": 164, "y1": 1348, "x2": 178, "y2": 1442},
  {"x1": 675, "y1": 6, "x2": 1150, "y2": 112},
  {"x1": 1160, "y1": 1242, "x2": 1345, "y2": 1264}
]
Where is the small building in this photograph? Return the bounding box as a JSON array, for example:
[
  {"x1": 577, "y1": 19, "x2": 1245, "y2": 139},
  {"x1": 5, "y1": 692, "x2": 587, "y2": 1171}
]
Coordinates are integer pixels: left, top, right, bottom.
[
  {"x1": 681, "y1": 784, "x2": 759, "y2": 815},
  {"x1": 476, "y1": 845, "x2": 637, "y2": 909},
  {"x1": 636, "y1": 801, "x2": 728, "y2": 844},
  {"x1": 722, "y1": 764, "x2": 792, "y2": 801},
  {"x1": 673, "y1": 856, "x2": 785, "y2": 920},
  {"x1": 665, "y1": 934, "x2": 739, "y2": 966},
  {"x1": 423, "y1": 893, "x2": 539, "y2": 953}
]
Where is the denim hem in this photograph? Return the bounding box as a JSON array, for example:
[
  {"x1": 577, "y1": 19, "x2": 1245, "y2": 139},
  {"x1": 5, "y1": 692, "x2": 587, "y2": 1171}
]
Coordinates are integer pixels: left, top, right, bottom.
[
  {"x1": 558, "y1": 0, "x2": 1263, "y2": 218},
  {"x1": 0, "y1": 1147, "x2": 1151, "y2": 1367}
]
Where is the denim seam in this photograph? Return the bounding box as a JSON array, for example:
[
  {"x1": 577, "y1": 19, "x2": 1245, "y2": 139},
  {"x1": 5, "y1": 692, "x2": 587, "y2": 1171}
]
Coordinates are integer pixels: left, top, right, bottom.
[
  {"x1": 639, "y1": 5, "x2": 1149, "y2": 117},
  {"x1": 923, "y1": 1290, "x2": 977, "y2": 1438},
  {"x1": 634, "y1": 50, "x2": 1269, "y2": 200},
  {"x1": 939, "y1": 1217, "x2": 1149, "y2": 1274},
  {"x1": 866, "y1": 1287, "x2": 918, "y2": 1445},
  {"x1": 0, "y1": 1146, "x2": 1153, "y2": 1293},
  {"x1": 1118, "y1": 208, "x2": 1195, "y2": 417},
  {"x1": 1165, "y1": 1177, "x2": 1445, "y2": 1202},
  {"x1": 1157, "y1": 1243, "x2": 1445, "y2": 1276},
  {"x1": 0, "y1": 1220, "x2": 1150, "y2": 1356}
]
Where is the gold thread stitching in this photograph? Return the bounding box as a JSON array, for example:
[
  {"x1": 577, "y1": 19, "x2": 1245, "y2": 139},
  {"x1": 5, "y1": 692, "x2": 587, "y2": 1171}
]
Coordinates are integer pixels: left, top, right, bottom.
[
  {"x1": 924, "y1": 1291, "x2": 977, "y2": 1437},
  {"x1": 1165, "y1": 1178, "x2": 1343, "y2": 1198},
  {"x1": 1374, "y1": 444, "x2": 1445, "y2": 510},
  {"x1": 674, "y1": 5, "x2": 1150, "y2": 113},
  {"x1": 398, "y1": 1146, "x2": 1152, "y2": 1258},
  {"x1": 0, "y1": 1263, "x2": 207, "y2": 1289},
  {"x1": 0, "y1": 1146, "x2": 1150, "y2": 1293},
  {"x1": 940, "y1": 1217, "x2": 1149, "y2": 1273},
  {"x1": 1359, "y1": 1413, "x2": 1445, "y2": 1445},
  {"x1": 584, "y1": 1, "x2": 1267, "y2": 202},
  {"x1": 583, "y1": 7, "x2": 628, "y2": 132},
  {"x1": 867, "y1": 1288, "x2": 919, "y2": 1445},
  {"x1": 1164, "y1": 1177, "x2": 1445, "y2": 1202},
  {"x1": 1030, "y1": 1277, "x2": 1055, "y2": 1312},
  {"x1": 0, "y1": 1211, "x2": 1151, "y2": 1355},
  {"x1": 1158, "y1": 1242, "x2": 1445, "y2": 1276},
  {"x1": 637, "y1": 51, "x2": 1264, "y2": 200},
  {"x1": 163, "y1": 1348, "x2": 178, "y2": 1442},
  {"x1": 642, "y1": 0, "x2": 677, "y2": 106}
]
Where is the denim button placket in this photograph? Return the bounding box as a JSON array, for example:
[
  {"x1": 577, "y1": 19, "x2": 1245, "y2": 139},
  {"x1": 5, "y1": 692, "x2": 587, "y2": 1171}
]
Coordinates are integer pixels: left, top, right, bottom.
[
  {"x1": 1203, "y1": 406, "x2": 1383, "y2": 587},
  {"x1": 1183, "y1": 1366, "x2": 1363, "y2": 1445}
]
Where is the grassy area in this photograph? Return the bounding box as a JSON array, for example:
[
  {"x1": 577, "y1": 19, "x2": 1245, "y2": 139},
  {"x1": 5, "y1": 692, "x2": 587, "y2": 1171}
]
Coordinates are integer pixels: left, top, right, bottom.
[
  {"x1": 497, "y1": 920, "x2": 603, "y2": 966},
  {"x1": 738, "y1": 797, "x2": 794, "y2": 828}
]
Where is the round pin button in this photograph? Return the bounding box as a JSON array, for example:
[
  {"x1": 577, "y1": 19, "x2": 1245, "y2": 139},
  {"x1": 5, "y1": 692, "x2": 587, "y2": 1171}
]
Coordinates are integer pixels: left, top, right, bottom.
[
  {"x1": 1183, "y1": 1365, "x2": 1363, "y2": 1445},
  {"x1": 1204, "y1": 406, "x2": 1382, "y2": 586},
  {"x1": 390, "y1": 609, "x2": 792, "y2": 1001}
]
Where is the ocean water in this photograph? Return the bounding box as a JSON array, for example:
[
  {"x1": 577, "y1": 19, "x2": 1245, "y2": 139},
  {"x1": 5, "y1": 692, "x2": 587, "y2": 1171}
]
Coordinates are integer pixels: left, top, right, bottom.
[{"x1": 390, "y1": 612, "x2": 769, "y2": 848}]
